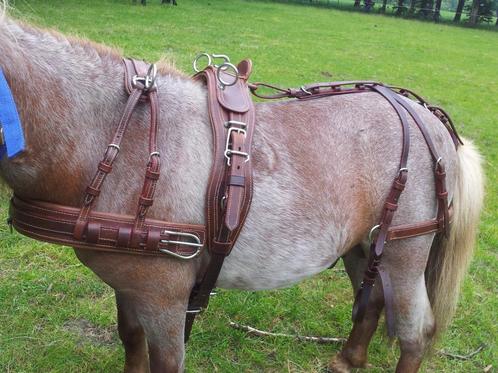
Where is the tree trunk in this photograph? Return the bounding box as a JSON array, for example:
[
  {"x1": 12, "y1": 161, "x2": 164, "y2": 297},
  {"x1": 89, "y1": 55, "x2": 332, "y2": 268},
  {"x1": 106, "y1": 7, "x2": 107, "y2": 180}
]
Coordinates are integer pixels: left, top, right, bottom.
[
  {"x1": 433, "y1": 0, "x2": 443, "y2": 21},
  {"x1": 396, "y1": 0, "x2": 405, "y2": 14},
  {"x1": 381, "y1": 0, "x2": 388, "y2": 12},
  {"x1": 354, "y1": 0, "x2": 361, "y2": 7},
  {"x1": 453, "y1": 0, "x2": 466, "y2": 21},
  {"x1": 469, "y1": 0, "x2": 480, "y2": 25},
  {"x1": 409, "y1": 0, "x2": 417, "y2": 14}
]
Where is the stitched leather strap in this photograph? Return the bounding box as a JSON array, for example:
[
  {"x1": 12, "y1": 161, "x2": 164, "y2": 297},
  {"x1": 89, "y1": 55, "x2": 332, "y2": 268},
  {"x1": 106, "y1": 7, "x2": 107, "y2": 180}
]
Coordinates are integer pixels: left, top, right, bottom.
[
  {"x1": 184, "y1": 60, "x2": 255, "y2": 342},
  {"x1": 74, "y1": 59, "x2": 160, "y2": 241},
  {"x1": 9, "y1": 196, "x2": 205, "y2": 256}
]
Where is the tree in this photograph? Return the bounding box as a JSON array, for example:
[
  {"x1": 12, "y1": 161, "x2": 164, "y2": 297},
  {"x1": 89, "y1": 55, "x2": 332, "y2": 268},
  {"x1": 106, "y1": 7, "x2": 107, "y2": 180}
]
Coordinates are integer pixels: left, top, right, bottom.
[
  {"x1": 453, "y1": 0, "x2": 467, "y2": 21},
  {"x1": 381, "y1": 0, "x2": 388, "y2": 12},
  {"x1": 396, "y1": 0, "x2": 406, "y2": 14},
  {"x1": 433, "y1": 0, "x2": 443, "y2": 20},
  {"x1": 468, "y1": 0, "x2": 481, "y2": 25},
  {"x1": 466, "y1": 0, "x2": 494, "y2": 24},
  {"x1": 408, "y1": 0, "x2": 417, "y2": 14}
]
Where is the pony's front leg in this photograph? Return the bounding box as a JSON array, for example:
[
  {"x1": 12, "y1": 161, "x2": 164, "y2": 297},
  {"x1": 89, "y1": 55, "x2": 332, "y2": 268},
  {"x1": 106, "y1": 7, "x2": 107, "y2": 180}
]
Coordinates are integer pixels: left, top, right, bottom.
[
  {"x1": 142, "y1": 300, "x2": 188, "y2": 373},
  {"x1": 74, "y1": 250, "x2": 197, "y2": 373},
  {"x1": 116, "y1": 292, "x2": 150, "y2": 373},
  {"x1": 329, "y1": 245, "x2": 384, "y2": 372}
]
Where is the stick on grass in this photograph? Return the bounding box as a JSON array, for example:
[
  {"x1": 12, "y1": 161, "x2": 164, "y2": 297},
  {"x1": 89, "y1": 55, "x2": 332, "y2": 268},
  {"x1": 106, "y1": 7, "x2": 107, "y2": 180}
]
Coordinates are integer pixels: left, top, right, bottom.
[{"x1": 229, "y1": 321, "x2": 346, "y2": 344}]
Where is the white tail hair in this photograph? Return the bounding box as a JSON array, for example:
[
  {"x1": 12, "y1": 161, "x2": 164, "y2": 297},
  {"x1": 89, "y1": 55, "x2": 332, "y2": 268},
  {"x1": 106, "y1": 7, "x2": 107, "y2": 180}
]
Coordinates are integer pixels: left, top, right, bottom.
[{"x1": 426, "y1": 138, "x2": 484, "y2": 336}]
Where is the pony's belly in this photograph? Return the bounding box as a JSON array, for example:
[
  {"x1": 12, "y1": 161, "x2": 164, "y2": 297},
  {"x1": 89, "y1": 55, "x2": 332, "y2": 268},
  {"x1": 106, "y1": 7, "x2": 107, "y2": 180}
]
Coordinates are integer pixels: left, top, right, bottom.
[{"x1": 215, "y1": 241, "x2": 340, "y2": 290}]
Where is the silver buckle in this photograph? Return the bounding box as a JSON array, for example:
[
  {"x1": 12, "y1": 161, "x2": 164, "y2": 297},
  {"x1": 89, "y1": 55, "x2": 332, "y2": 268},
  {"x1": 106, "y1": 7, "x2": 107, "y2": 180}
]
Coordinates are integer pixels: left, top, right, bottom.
[
  {"x1": 368, "y1": 224, "x2": 381, "y2": 244},
  {"x1": 159, "y1": 230, "x2": 203, "y2": 260},
  {"x1": 224, "y1": 127, "x2": 249, "y2": 166},
  {"x1": 186, "y1": 307, "x2": 203, "y2": 314},
  {"x1": 224, "y1": 120, "x2": 247, "y2": 129}
]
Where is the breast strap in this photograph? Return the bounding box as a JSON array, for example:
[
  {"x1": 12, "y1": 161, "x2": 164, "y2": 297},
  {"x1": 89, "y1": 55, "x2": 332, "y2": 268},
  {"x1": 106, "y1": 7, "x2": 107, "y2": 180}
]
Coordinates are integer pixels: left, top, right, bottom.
[{"x1": 9, "y1": 59, "x2": 205, "y2": 259}]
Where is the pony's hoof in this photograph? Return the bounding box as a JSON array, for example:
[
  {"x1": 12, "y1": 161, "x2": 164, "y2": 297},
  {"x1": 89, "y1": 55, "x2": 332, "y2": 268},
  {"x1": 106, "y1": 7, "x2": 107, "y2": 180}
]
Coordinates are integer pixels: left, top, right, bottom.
[{"x1": 328, "y1": 353, "x2": 353, "y2": 373}]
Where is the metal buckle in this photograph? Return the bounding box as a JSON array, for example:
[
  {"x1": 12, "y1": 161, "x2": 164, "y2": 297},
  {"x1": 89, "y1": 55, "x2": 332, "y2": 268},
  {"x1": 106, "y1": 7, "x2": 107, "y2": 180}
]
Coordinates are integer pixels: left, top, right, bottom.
[
  {"x1": 132, "y1": 63, "x2": 157, "y2": 90},
  {"x1": 224, "y1": 120, "x2": 247, "y2": 129},
  {"x1": 300, "y1": 86, "x2": 312, "y2": 95},
  {"x1": 159, "y1": 230, "x2": 203, "y2": 260},
  {"x1": 224, "y1": 127, "x2": 249, "y2": 166},
  {"x1": 368, "y1": 224, "x2": 381, "y2": 244},
  {"x1": 186, "y1": 307, "x2": 203, "y2": 314},
  {"x1": 398, "y1": 167, "x2": 408, "y2": 177}
]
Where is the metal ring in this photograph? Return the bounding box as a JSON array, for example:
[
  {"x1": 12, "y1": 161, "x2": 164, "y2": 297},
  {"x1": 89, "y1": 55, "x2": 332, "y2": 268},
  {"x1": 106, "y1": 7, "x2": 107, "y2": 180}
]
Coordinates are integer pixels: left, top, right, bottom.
[
  {"x1": 193, "y1": 53, "x2": 212, "y2": 73},
  {"x1": 398, "y1": 167, "x2": 408, "y2": 176},
  {"x1": 211, "y1": 53, "x2": 231, "y2": 67},
  {"x1": 108, "y1": 143, "x2": 120, "y2": 151},
  {"x1": 216, "y1": 62, "x2": 239, "y2": 88}
]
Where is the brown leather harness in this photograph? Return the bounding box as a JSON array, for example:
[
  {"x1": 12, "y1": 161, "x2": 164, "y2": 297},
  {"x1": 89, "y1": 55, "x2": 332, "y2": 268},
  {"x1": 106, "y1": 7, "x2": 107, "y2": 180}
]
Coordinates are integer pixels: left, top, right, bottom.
[{"x1": 8, "y1": 57, "x2": 461, "y2": 342}]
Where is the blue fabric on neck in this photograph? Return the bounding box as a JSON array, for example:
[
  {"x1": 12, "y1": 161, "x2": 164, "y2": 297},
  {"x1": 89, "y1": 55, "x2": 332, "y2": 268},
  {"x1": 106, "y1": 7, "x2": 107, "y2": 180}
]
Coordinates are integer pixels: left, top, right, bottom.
[{"x1": 0, "y1": 68, "x2": 25, "y2": 158}]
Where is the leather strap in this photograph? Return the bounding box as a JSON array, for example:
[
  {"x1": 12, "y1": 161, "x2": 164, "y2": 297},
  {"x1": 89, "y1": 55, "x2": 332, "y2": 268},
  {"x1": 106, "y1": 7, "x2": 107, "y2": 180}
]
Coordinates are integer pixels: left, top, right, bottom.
[
  {"x1": 74, "y1": 59, "x2": 160, "y2": 241},
  {"x1": 9, "y1": 195, "x2": 205, "y2": 256},
  {"x1": 351, "y1": 85, "x2": 410, "y2": 335},
  {"x1": 184, "y1": 60, "x2": 255, "y2": 342}
]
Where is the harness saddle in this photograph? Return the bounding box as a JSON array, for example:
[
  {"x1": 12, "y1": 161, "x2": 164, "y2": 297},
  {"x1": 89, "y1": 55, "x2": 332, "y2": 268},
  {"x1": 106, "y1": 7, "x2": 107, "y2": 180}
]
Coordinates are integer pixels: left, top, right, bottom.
[{"x1": 8, "y1": 57, "x2": 461, "y2": 341}]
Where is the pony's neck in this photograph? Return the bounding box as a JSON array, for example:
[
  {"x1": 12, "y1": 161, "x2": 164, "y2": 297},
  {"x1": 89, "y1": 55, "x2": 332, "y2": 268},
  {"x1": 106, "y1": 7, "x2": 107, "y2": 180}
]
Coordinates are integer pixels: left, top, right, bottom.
[{"x1": 0, "y1": 19, "x2": 149, "y2": 204}]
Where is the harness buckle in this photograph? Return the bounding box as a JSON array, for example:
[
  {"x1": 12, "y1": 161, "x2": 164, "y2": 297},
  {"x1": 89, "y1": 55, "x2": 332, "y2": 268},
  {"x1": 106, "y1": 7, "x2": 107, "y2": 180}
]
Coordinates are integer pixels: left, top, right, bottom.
[
  {"x1": 224, "y1": 127, "x2": 249, "y2": 166},
  {"x1": 368, "y1": 224, "x2": 381, "y2": 244},
  {"x1": 159, "y1": 230, "x2": 203, "y2": 260},
  {"x1": 186, "y1": 307, "x2": 203, "y2": 314}
]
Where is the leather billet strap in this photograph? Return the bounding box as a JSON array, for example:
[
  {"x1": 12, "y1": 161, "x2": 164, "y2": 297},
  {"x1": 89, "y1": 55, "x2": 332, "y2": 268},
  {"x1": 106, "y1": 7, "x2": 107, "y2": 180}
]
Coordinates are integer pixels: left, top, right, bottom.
[
  {"x1": 74, "y1": 59, "x2": 160, "y2": 244},
  {"x1": 9, "y1": 196, "x2": 205, "y2": 257},
  {"x1": 184, "y1": 60, "x2": 255, "y2": 342}
]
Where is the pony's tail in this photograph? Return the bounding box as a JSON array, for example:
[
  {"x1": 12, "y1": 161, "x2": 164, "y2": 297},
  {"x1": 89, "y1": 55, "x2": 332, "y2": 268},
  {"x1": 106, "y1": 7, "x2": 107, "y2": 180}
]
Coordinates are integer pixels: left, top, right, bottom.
[{"x1": 425, "y1": 138, "x2": 484, "y2": 337}]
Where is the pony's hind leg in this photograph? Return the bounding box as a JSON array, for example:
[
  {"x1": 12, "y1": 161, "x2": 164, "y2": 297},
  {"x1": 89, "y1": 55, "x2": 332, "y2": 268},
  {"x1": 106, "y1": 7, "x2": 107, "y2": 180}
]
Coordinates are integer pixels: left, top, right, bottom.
[
  {"x1": 329, "y1": 245, "x2": 385, "y2": 372},
  {"x1": 116, "y1": 291, "x2": 150, "y2": 373}
]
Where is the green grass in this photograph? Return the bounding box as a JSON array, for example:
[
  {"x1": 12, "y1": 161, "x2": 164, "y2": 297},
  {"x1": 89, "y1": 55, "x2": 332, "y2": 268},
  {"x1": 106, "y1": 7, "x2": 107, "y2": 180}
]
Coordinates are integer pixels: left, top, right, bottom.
[{"x1": 1, "y1": 0, "x2": 496, "y2": 371}]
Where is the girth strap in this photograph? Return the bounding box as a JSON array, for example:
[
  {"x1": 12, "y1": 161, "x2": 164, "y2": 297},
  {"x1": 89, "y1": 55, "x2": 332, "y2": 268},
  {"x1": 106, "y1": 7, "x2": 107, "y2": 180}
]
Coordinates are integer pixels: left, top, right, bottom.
[{"x1": 184, "y1": 60, "x2": 255, "y2": 342}]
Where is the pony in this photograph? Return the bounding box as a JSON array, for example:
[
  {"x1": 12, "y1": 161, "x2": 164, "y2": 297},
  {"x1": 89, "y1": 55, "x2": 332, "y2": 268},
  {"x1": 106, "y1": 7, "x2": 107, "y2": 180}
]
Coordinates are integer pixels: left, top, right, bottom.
[{"x1": 0, "y1": 9, "x2": 484, "y2": 373}]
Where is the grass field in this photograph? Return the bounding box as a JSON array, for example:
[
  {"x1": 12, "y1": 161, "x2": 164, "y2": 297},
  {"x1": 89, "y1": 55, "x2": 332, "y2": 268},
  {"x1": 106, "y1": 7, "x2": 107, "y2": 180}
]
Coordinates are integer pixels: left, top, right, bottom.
[{"x1": 0, "y1": 0, "x2": 496, "y2": 372}]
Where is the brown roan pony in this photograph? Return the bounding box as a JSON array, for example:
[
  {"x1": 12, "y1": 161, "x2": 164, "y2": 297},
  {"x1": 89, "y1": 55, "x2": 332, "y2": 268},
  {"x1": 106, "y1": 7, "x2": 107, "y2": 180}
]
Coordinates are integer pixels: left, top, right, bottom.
[{"x1": 0, "y1": 9, "x2": 484, "y2": 373}]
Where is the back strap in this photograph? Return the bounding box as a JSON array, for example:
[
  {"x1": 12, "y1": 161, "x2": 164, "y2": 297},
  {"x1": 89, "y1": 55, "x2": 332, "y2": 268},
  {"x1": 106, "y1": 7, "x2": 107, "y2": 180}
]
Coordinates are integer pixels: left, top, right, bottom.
[{"x1": 9, "y1": 196, "x2": 205, "y2": 258}]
